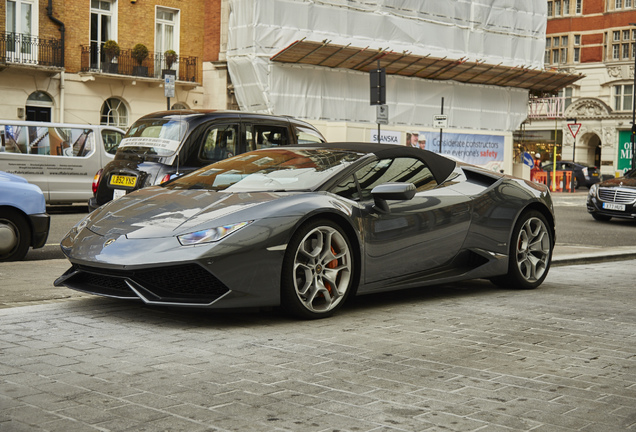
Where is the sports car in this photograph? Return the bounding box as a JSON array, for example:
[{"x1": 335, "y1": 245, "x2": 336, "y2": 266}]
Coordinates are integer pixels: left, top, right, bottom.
[{"x1": 55, "y1": 143, "x2": 555, "y2": 319}]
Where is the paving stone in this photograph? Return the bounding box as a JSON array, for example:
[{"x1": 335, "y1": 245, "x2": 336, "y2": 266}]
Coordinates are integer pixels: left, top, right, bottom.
[{"x1": 0, "y1": 259, "x2": 635, "y2": 431}]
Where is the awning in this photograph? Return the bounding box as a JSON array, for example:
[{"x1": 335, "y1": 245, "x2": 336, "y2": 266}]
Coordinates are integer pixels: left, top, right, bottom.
[{"x1": 271, "y1": 40, "x2": 583, "y2": 95}]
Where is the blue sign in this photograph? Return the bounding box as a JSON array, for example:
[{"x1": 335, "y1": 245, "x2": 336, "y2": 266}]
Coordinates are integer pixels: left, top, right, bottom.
[{"x1": 523, "y1": 152, "x2": 535, "y2": 168}]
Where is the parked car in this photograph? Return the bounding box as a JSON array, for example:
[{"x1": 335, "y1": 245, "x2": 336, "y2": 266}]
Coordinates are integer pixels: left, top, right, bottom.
[
  {"x1": 587, "y1": 168, "x2": 636, "y2": 221},
  {"x1": 89, "y1": 110, "x2": 326, "y2": 211},
  {"x1": 0, "y1": 171, "x2": 50, "y2": 261},
  {"x1": 0, "y1": 120, "x2": 124, "y2": 204},
  {"x1": 542, "y1": 161, "x2": 600, "y2": 189},
  {"x1": 57, "y1": 143, "x2": 555, "y2": 319}
]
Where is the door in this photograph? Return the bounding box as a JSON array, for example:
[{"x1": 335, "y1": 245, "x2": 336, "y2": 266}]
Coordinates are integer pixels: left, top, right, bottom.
[
  {"x1": 25, "y1": 106, "x2": 51, "y2": 122},
  {"x1": 90, "y1": 0, "x2": 115, "y2": 70},
  {"x1": 332, "y1": 157, "x2": 471, "y2": 284},
  {"x1": 155, "y1": 8, "x2": 179, "y2": 77},
  {"x1": 5, "y1": 0, "x2": 37, "y2": 61}
]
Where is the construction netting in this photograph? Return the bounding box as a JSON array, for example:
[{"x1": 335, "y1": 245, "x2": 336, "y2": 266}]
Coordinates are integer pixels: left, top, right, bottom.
[{"x1": 227, "y1": 0, "x2": 546, "y2": 132}]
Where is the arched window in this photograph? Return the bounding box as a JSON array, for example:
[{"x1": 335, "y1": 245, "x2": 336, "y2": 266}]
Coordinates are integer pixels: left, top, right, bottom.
[
  {"x1": 171, "y1": 102, "x2": 188, "y2": 110},
  {"x1": 100, "y1": 97, "x2": 128, "y2": 127}
]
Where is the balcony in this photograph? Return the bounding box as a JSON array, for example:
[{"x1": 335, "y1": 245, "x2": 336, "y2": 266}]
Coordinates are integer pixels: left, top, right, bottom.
[
  {"x1": 80, "y1": 45, "x2": 198, "y2": 83},
  {"x1": 0, "y1": 32, "x2": 63, "y2": 68}
]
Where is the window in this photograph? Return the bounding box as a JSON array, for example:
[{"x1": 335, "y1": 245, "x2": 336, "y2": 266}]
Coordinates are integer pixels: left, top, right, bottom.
[
  {"x1": 616, "y1": 0, "x2": 623, "y2": 8},
  {"x1": 295, "y1": 126, "x2": 325, "y2": 144},
  {"x1": 555, "y1": 0, "x2": 562, "y2": 14},
  {"x1": 558, "y1": 87, "x2": 573, "y2": 109},
  {"x1": 614, "y1": 85, "x2": 633, "y2": 111},
  {"x1": 333, "y1": 158, "x2": 436, "y2": 201},
  {"x1": 575, "y1": 35, "x2": 581, "y2": 45},
  {"x1": 576, "y1": 0, "x2": 582, "y2": 13},
  {"x1": 200, "y1": 124, "x2": 239, "y2": 161},
  {"x1": 613, "y1": 44, "x2": 620, "y2": 59},
  {"x1": 574, "y1": 47, "x2": 580, "y2": 62},
  {"x1": 614, "y1": 31, "x2": 621, "y2": 41},
  {"x1": 548, "y1": 1, "x2": 553, "y2": 16},
  {"x1": 623, "y1": 43, "x2": 631, "y2": 58},
  {"x1": 100, "y1": 98, "x2": 127, "y2": 128},
  {"x1": 624, "y1": 30, "x2": 630, "y2": 40},
  {"x1": 554, "y1": 37, "x2": 560, "y2": 47},
  {"x1": 247, "y1": 124, "x2": 290, "y2": 150},
  {"x1": 561, "y1": 36, "x2": 568, "y2": 46},
  {"x1": 101, "y1": 129, "x2": 123, "y2": 155},
  {"x1": 564, "y1": 0, "x2": 570, "y2": 14},
  {"x1": 627, "y1": 0, "x2": 632, "y2": 6}
]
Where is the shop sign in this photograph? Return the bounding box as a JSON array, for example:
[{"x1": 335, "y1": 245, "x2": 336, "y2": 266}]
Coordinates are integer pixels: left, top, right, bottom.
[{"x1": 617, "y1": 131, "x2": 634, "y2": 175}]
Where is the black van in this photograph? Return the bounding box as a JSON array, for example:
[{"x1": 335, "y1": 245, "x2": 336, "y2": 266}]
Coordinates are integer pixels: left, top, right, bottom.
[{"x1": 89, "y1": 110, "x2": 326, "y2": 211}]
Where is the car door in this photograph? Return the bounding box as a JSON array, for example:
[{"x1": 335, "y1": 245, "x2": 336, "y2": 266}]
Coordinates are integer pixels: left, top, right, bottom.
[
  {"x1": 332, "y1": 157, "x2": 472, "y2": 284},
  {"x1": 243, "y1": 120, "x2": 292, "y2": 151}
]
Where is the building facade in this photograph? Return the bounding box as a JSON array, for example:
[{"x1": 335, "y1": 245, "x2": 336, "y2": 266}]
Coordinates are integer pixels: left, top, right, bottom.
[
  {"x1": 524, "y1": 0, "x2": 636, "y2": 177},
  {"x1": 1, "y1": 0, "x2": 230, "y2": 128}
]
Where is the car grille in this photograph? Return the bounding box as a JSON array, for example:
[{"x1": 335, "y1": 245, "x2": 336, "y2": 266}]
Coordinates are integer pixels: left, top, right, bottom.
[
  {"x1": 598, "y1": 188, "x2": 636, "y2": 204},
  {"x1": 65, "y1": 263, "x2": 230, "y2": 304}
]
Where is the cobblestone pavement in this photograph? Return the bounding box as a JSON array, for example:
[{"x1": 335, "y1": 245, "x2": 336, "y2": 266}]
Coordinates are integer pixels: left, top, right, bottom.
[{"x1": 1, "y1": 259, "x2": 635, "y2": 432}]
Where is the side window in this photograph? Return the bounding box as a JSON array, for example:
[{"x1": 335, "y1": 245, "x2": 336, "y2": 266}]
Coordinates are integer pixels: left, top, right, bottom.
[
  {"x1": 295, "y1": 125, "x2": 325, "y2": 144},
  {"x1": 102, "y1": 129, "x2": 123, "y2": 155},
  {"x1": 252, "y1": 124, "x2": 290, "y2": 149},
  {"x1": 335, "y1": 157, "x2": 436, "y2": 201},
  {"x1": 0, "y1": 125, "x2": 97, "y2": 158},
  {"x1": 200, "y1": 124, "x2": 239, "y2": 162}
]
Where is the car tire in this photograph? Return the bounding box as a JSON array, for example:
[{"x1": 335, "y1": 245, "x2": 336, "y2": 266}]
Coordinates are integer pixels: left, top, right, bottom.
[
  {"x1": 491, "y1": 210, "x2": 553, "y2": 290},
  {"x1": 281, "y1": 219, "x2": 354, "y2": 319},
  {"x1": 0, "y1": 209, "x2": 31, "y2": 262},
  {"x1": 592, "y1": 213, "x2": 612, "y2": 222}
]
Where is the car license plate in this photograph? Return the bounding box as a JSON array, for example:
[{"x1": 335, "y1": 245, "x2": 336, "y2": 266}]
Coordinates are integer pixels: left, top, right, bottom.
[
  {"x1": 592, "y1": 173, "x2": 598, "y2": 176},
  {"x1": 603, "y1": 202, "x2": 625, "y2": 211},
  {"x1": 113, "y1": 189, "x2": 127, "y2": 200},
  {"x1": 110, "y1": 174, "x2": 137, "y2": 188}
]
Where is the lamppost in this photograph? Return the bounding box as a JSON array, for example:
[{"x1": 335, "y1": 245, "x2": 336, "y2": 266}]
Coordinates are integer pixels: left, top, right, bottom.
[{"x1": 631, "y1": 24, "x2": 636, "y2": 172}]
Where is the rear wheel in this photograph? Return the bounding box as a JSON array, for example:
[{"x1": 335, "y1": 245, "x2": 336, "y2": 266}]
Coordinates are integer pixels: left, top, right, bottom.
[
  {"x1": 281, "y1": 219, "x2": 354, "y2": 319},
  {"x1": 491, "y1": 210, "x2": 552, "y2": 290},
  {"x1": 0, "y1": 209, "x2": 31, "y2": 262}
]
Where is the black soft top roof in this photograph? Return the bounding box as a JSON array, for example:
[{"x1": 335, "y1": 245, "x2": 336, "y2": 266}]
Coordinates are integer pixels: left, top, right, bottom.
[{"x1": 296, "y1": 142, "x2": 457, "y2": 184}]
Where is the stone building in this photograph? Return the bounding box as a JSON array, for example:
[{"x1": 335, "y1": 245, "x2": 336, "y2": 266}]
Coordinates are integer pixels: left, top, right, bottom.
[{"x1": 524, "y1": 0, "x2": 636, "y2": 177}]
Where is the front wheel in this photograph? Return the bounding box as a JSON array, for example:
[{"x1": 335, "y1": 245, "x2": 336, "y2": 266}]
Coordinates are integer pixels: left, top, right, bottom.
[
  {"x1": 281, "y1": 219, "x2": 354, "y2": 319},
  {"x1": 491, "y1": 210, "x2": 553, "y2": 290},
  {"x1": 0, "y1": 209, "x2": 31, "y2": 262}
]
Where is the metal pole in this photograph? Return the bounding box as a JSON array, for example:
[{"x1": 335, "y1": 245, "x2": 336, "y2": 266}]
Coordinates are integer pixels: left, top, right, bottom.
[
  {"x1": 377, "y1": 123, "x2": 380, "y2": 144},
  {"x1": 439, "y1": 97, "x2": 444, "y2": 153}
]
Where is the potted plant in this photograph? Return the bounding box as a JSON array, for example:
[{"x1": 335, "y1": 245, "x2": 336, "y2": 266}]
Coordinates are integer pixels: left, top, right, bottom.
[
  {"x1": 162, "y1": 49, "x2": 178, "y2": 78},
  {"x1": 102, "y1": 39, "x2": 120, "y2": 73},
  {"x1": 131, "y1": 43, "x2": 149, "y2": 77}
]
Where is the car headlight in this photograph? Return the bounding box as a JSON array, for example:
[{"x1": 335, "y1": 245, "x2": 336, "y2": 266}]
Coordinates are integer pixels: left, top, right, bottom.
[
  {"x1": 66, "y1": 215, "x2": 91, "y2": 241},
  {"x1": 589, "y1": 183, "x2": 598, "y2": 198},
  {"x1": 177, "y1": 221, "x2": 252, "y2": 246}
]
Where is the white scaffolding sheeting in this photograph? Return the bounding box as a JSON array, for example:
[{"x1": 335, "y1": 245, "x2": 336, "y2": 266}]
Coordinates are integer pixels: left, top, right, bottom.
[{"x1": 227, "y1": 0, "x2": 546, "y2": 132}]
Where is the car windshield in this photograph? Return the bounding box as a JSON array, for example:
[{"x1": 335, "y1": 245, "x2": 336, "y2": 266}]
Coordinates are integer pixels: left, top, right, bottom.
[
  {"x1": 165, "y1": 148, "x2": 364, "y2": 192},
  {"x1": 118, "y1": 118, "x2": 188, "y2": 157}
]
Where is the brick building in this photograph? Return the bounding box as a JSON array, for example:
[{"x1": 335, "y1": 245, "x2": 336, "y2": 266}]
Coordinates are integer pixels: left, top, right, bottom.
[
  {"x1": 523, "y1": 0, "x2": 636, "y2": 177},
  {"x1": 0, "y1": 0, "x2": 230, "y2": 127}
]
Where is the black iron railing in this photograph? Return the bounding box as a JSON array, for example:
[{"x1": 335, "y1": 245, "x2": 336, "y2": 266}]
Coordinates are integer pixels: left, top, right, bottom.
[
  {"x1": 0, "y1": 32, "x2": 63, "y2": 67},
  {"x1": 80, "y1": 45, "x2": 198, "y2": 82}
]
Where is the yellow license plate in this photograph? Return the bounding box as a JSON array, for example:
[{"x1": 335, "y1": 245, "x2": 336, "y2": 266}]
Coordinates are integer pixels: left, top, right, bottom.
[{"x1": 109, "y1": 174, "x2": 137, "y2": 188}]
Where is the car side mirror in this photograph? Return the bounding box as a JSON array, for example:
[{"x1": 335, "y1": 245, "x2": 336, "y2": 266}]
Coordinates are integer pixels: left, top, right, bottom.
[{"x1": 370, "y1": 182, "x2": 416, "y2": 213}]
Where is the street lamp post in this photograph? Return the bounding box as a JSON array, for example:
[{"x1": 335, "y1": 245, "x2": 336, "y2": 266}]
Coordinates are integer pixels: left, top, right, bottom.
[{"x1": 631, "y1": 24, "x2": 636, "y2": 172}]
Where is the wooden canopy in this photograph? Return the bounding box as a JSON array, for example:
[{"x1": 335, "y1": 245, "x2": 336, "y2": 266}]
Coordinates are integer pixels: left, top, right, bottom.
[{"x1": 271, "y1": 40, "x2": 583, "y2": 95}]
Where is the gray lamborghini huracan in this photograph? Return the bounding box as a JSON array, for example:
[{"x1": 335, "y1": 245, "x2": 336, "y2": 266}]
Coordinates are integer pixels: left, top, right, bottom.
[{"x1": 55, "y1": 143, "x2": 555, "y2": 319}]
